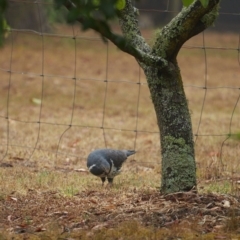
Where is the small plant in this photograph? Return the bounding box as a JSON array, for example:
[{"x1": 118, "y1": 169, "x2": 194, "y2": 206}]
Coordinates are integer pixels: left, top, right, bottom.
[{"x1": 62, "y1": 185, "x2": 79, "y2": 196}]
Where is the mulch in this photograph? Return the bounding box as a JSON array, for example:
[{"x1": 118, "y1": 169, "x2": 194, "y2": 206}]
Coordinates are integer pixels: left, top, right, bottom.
[{"x1": 1, "y1": 188, "x2": 240, "y2": 236}]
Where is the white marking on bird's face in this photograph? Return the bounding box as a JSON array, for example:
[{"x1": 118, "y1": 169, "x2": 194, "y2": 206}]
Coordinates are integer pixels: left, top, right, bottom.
[{"x1": 88, "y1": 164, "x2": 96, "y2": 171}]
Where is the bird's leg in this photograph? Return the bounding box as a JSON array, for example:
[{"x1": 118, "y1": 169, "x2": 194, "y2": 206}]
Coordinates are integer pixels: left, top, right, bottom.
[
  {"x1": 101, "y1": 177, "x2": 106, "y2": 186},
  {"x1": 107, "y1": 178, "x2": 113, "y2": 186}
]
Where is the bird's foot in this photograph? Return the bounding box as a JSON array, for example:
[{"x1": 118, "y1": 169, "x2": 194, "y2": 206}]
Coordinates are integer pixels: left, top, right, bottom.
[{"x1": 106, "y1": 182, "x2": 113, "y2": 189}]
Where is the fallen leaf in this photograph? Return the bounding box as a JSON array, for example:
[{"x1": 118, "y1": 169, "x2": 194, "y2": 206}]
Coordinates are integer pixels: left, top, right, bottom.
[
  {"x1": 214, "y1": 235, "x2": 227, "y2": 239},
  {"x1": 75, "y1": 168, "x2": 89, "y2": 173},
  {"x1": 68, "y1": 138, "x2": 80, "y2": 147},
  {"x1": 35, "y1": 227, "x2": 46, "y2": 232},
  {"x1": 213, "y1": 225, "x2": 224, "y2": 230},
  {"x1": 11, "y1": 156, "x2": 24, "y2": 161},
  {"x1": 7, "y1": 196, "x2": 18, "y2": 202},
  {"x1": 104, "y1": 204, "x2": 116, "y2": 210},
  {"x1": 209, "y1": 151, "x2": 220, "y2": 157},
  {"x1": 89, "y1": 198, "x2": 98, "y2": 204},
  {"x1": 51, "y1": 211, "x2": 68, "y2": 216},
  {"x1": 209, "y1": 206, "x2": 220, "y2": 211},
  {"x1": 222, "y1": 200, "x2": 230, "y2": 208},
  {"x1": 0, "y1": 162, "x2": 13, "y2": 168},
  {"x1": 31, "y1": 98, "x2": 42, "y2": 105},
  {"x1": 92, "y1": 223, "x2": 108, "y2": 231}
]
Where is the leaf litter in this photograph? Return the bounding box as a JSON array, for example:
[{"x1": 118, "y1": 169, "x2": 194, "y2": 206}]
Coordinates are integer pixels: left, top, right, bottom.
[{"x1": 1, "y1": 188, "x2": 240, "y2": 237}]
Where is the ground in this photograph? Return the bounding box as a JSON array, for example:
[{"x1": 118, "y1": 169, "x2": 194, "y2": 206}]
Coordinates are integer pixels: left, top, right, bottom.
[
  {"x1": 0, "y1": 25, "x2": 240, "y2": 239},
  {"x1": 1, "y1": 184, "x2": 240, "y2": 239}
]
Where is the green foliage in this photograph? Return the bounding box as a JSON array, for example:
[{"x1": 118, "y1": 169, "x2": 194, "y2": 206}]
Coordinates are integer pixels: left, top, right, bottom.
[
  {"x1": 55, "y1": 0, "x2": 121, "y2": 29},
  {"x1": 45, "y1": 0, "x2": 68, "y2": 24},
  {"x1": 54, "y1": 0, "x2": 137, "y2": 38},
  {"x1": 182, "y1": 0, "x2": 209, "y2": 8},
  {"x1": 54, "y1": 0, "x2": 132, "y2": 47},
  {"x1": 200, "y1": 0, "x2": 209, "y2": 8},
  {"x1": 0, "y1": 0, "x2": 8, "y2": 46},
  {"x1": 115, "y1": 0, "x2": 126, "y2": 10},
  {"x1": 89, "y1": 0, "x2": 126, "y2": 10},
  {"x1": 182, "y1": 0, "x2": 194, "y2": 7}
]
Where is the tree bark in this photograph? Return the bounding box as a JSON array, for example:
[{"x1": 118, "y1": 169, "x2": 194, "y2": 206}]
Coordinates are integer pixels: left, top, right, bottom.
[{"x1": 143, "y1": 61, "x2": 196, "y2": 193}]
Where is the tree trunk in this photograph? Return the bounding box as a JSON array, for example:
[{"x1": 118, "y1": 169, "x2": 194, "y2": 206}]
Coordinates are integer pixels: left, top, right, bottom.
[{"x1": 143, "y1": 61, "x2": 196, "y2": 193}]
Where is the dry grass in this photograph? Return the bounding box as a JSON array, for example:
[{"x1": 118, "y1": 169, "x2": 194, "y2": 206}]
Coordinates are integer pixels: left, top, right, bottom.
[{"x1": 0, "y1": 25, "x2": 240, "y2": 238}]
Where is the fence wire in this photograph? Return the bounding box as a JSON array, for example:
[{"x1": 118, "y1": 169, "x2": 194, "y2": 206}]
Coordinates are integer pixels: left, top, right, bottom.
[{"x1": 0, "y1": 1, "x2": 239, "y2": 176}]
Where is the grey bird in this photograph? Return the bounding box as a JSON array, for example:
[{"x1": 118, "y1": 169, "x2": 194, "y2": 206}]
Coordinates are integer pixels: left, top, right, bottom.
[{"x1": 87, "y1": 148, "x2": 136, "y2": 185}]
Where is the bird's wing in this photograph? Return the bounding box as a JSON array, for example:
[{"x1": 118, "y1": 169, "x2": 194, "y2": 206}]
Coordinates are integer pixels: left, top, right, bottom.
[{"x1": 105, "y1": 150, "x2": 128, "y2": 168}]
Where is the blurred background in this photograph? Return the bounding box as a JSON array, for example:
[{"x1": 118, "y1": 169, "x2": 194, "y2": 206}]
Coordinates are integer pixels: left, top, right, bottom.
[{"x1": 4, "y1": 0, "x2": 240, "y2": 33}]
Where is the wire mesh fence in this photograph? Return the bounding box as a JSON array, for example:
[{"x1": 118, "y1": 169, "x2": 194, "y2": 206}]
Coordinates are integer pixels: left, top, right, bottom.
[{"x1": 0, "y1": 0, "x2": 239, "y2": 181}]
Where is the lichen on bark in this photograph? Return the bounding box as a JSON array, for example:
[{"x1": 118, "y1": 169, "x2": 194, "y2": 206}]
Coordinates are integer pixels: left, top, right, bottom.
[
  {"x1": 143, "y1": 62, "x2": 196, "y2": 193},
  {"x1": 161, "y1": 136, "x2": 196, "y2": 193}
]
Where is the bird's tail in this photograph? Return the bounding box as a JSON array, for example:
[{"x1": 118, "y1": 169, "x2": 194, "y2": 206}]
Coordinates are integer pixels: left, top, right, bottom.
[{"x1": 126, "y1": 150, "x2": 136, "y2": 156}]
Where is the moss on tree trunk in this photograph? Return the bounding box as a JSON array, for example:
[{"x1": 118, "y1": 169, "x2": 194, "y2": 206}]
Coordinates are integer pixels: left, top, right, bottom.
[{"x1": 144, "y1": 62, "x2": 196, "y2": 193}]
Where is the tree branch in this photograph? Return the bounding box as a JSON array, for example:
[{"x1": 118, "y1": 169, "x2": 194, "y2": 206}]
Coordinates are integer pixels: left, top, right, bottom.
[
  {"x1": 152, "y1": 0, "x2": 220, "y2": 59},
  {"x1": 88, "y1": 21, "x2": 169, "y2": 68},
  {"x1": 188, "y1": 4, "x2": 219, "y2": 38},
  {"x1": 117, "y1": 0, "x2": 151, "y2": 54},
  {"x1": 63, "y1": 0, "x2": 169, "y2": 69}
]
